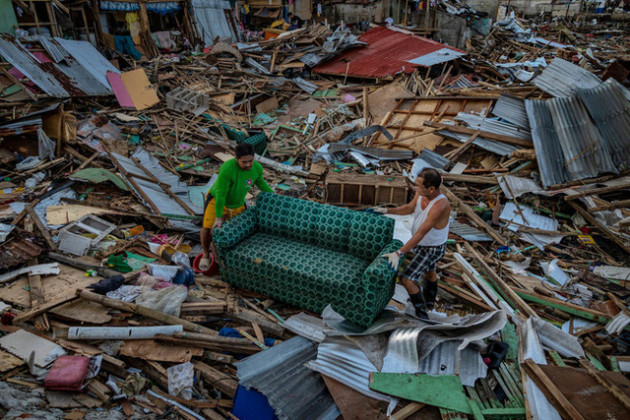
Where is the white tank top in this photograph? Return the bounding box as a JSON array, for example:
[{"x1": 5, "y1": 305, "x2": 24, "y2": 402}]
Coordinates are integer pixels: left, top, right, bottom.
[{"x1": 411, "y1": 194, "x2": 449, "y2": 246}]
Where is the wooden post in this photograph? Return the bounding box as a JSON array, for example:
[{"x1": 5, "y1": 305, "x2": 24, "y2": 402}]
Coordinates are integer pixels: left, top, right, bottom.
[
  {"x1": 424, "y1": 0, "x2": 430, "y2": 31},
  {"x1": 78, "y1": 289, "x2": 219, "y2": 336}
]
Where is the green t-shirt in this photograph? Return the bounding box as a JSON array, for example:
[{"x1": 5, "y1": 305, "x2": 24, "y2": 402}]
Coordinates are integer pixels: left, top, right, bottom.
[{"x1": 209, "y1": 159, "x2": 273, "y2": 217}]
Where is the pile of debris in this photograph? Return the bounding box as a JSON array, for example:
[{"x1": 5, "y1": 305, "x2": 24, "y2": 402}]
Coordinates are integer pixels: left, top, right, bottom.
[{"x1": 2, "y1": 5, "x2": 630, "y2": 419}]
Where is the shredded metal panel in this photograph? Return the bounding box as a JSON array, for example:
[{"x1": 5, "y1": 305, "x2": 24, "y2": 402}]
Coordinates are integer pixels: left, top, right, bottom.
[
  {"x1": 407, "y1": 47, "x2": 467, "y2": 67},
  {"x1": 38, "y1": 36, "x2": 68, "y2": 63},
  {"x1": 54, "y1": 37, "x2": 120, "y2": 90},
  {"x1": 235, "y1": 337, "x2": 339, "y2": 420},
  {"x1": 0, "y1": 34, "x2": 112, "y2": 97},
  {"x1": 327, "y1": 143, "x2": 414, "y2": 160},
  {"x1": 454, "y1": 112, "x2": 531, "y2": 140},
  {"x1": 449, "y1": 219, "x2": 492, "y2": 242},
  {"x1": 493, "y1": 93, "x2": 530, "y2": 130},
  {"x1": 547, "y1": 95, "x2": 617, "y2": 180},
  {"x1": 532, "y1": 57, "x2": 602, "y2": 98},
  {"x1": 437, "y1": 130, "x2": 519, "y2": 156},
  {"x1": 524, "y1": 99, "x2": 569, "y2": 188},
  {"x1": 191, "y1": 0, "x2": 238, "y2": 45},
  {"x1": 577, "y1": 79, "x2": 630, "y2": 170}
]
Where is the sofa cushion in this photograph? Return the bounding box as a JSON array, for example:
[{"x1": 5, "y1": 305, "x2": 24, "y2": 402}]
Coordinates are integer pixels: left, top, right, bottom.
[
  {"x1": 348, "y1": 214, "x2": 396, "y2": 260},
  {"x1": 314, "y1": 204, "x2": 354, "y2": 253},
  {"x1": 224, "y1": 233, "x2": 369, "y2": 312},
  {"x1": 256, "y1": 193, "x2": 320, "y2": 245}
]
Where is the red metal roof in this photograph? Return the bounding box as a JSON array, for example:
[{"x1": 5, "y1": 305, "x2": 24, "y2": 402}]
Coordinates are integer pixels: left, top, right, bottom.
[{"x1": 313, "y1": 26, "x2": 465, "y2": 79}]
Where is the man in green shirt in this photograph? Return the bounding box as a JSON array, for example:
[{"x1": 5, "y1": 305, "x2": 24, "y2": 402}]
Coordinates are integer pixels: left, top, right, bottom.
[{"x1": 199, "y1": 143, "x2": 273, "y2": 271}]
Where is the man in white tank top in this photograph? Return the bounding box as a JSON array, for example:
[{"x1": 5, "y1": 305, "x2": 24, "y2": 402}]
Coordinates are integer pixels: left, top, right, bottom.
[{"x1": 372, "y1": 168, "x2": 450, "y2": 319}]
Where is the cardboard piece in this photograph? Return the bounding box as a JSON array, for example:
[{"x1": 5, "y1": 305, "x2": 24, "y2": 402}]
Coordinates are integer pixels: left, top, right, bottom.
[
  {"x1": 107, "y1": 71, "x2": 134, "y2": 109},
  {"x1": 120, "y1": 69, "x2": 160, "y2": 110},
  {"x1": 255, "y1": 96, "x2": 279, "y2": 114},
  {"x1": 0, "y1": 349, "x2": 24, "y2": 372},
  {"x1": 119, "y1": 340, "x2": 203, "y2": 363}
]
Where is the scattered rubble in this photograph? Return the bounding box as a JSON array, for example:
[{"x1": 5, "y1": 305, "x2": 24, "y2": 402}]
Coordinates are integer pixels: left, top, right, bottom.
[{"x1": 2, "y1": 1, "x2": 630, "y2": 419}]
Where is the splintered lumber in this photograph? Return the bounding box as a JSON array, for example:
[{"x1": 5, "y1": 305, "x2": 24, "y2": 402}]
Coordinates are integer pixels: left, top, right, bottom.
[
  {"x1": 441, "y1": 186, "x2": 507, "y2": 246},
  {"x1": 155, "y1": 332, "x2": 260, "y2": 354},
  {"x1": 464, "y1": 243, "x2": 537, "y2": 319},
  {"x1": 180, "y1": 302, "x2": 226, "y2": 314},
  {"x1": 227, "y1": 308, "x2": 285, "y2": 337},
  {"x1": 564, "y1": 182, "x2": 630, "y2": 201},
  {"x1": 192, "y1": 361, "x2": 238, "y2": 398},
  {"x1": 521, "y1": 359, "x2": 586, "y2": 420},
  {"x1": 567, "y1": 201, "x2": 630, "y2": 255},
  {"x1": 78, "y1": 289, "x2": 218, "y2": 335}
]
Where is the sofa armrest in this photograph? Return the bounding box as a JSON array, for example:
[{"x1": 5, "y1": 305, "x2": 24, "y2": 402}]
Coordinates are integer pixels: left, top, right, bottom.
[
  {"x1": 212, "y1": 207, "x2": 259, "y2": 254},
  {"x1": 362, "y1": 239, "x2": 404, "y2": 291}
]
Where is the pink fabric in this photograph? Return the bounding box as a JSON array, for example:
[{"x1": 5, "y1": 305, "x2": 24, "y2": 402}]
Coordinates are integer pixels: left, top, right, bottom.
[{"x1": 106, "y1": 71, "x2": 135, "y2": 109}]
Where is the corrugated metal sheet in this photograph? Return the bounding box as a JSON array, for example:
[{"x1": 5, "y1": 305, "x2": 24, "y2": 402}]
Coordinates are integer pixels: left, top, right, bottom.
[
  {"x1": 38, "y1": 36, "x2": 67, "y2": 63},
  {"x1": 492, "y1": 93, "x2": 530, "y2": 130},
  {"x1": 449, "y1": 219, "x2": 492, "y2": 241},
  {"x1": 532, "y1": 57, "x2": 602, "y2": 98},
  {"x1": 0, "y1": 34, "x2": 112, "y2": 97},
  {"x1": 327, "y1": 143, "x2": 414, "y2": 160},
  {"x1": 192, "y1": 0, "x2": 239, "y2": 46},
  {"x1": 454, "y1": 112, "x2": 531, "y2": 140},
  {"x1": 283, "y1": 313, "x2": 333, "y2": 343},
  {"x1": 314, "y1": 26, "x2": 465, "y2": 78},
  {"x1": 54, "y1": 38, "x2": 120, "y2": 90},
  {"x1": 437, "y1": 130, "x2": 519, "y2": 156},
  {"x1": 407, "y1": 47, "x2": 467, "y2": 67},
  {"x1": 306, "y1": 336, "x2": 396, "y2": 403},
  {"x1": 0, "y1": 117, "x2": 42, "y2": 136},
  {"x1": 577, "y1": 79, "x2": 630, "y2": 169},
  {"x1": 416, "y1": 341, "x2": 487, "y2": 387},
  {"x1": 235, "y1": 336, "x2": 339, "y2": 420},
  {"x1": 524, "y1": 99, "x2": 569, "y2": 188},
  {"x1": 547, "y1": 95, "x2": 617, "y2": 180}
]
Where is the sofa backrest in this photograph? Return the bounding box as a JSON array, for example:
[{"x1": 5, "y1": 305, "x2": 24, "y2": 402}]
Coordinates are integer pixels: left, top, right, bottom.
[{"x1": 256, "y1": 193, "x2": 395, "y2": 260}]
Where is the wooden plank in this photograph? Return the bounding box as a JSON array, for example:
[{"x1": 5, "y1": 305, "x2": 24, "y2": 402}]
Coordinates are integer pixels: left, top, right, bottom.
[
  {"x1": 464, "y1": 243, "x2": 538, "y2": 319},
  {"x1": 441, "y1": 185, "x2": 507, "y2": 246},
  {"x1": 564, "y1": 183, "x2": 630, "y2": 201},
  {"x1": 521, "y1": 359, "x2": 586, "y2": 420},
  {"x1": 578, "y1": 359, "x2": 630, "y2": 411},
  {"x1": 0, "y1": 349, "x2": 24, "y2": 373},
  {"x1": 119, "y1": 340, "x2": 202, "y2": 363},
  {"x1": 192, "y1": 360, "x2": 238, "y2": 398},
  {"x1": 25, "y1": 204, "x2": 56, "y2": 250}
]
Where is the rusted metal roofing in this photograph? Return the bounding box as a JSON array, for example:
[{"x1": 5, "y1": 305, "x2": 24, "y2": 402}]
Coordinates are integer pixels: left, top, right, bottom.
[
  {"x1": 0, "y1": 34, "x2": 112, "y2": 98},
  {"x1": 313, "y1": 26, "x2": 466, "y2": 79}
]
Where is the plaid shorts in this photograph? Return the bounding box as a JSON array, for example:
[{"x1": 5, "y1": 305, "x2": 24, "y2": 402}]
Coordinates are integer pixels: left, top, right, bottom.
[{"x1": 401, "y1": 243, "x2": 446, "y2": 283}]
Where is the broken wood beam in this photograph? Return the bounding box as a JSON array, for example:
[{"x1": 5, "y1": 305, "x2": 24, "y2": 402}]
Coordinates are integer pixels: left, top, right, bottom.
[
  {"x1": 78, "y1": 289, "x2": 218, "y2": 336},
  {"x1": 564, "y1": 183, "x2": 630, "y2": 201},
  {"x1": 192, "y1": 361, "x2": 238, "y2": 398},
  {"x1": 521, "y1": 359, "x2": 586, "y2": 420},
  {"x1": 441, "y1": 185, "x2": 507, "y2": 246}
]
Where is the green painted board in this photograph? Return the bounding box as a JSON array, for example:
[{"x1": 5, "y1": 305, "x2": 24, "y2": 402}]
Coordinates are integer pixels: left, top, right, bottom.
[{"x1": 369, "y1": 373, "x2": 472, "y2": 414}]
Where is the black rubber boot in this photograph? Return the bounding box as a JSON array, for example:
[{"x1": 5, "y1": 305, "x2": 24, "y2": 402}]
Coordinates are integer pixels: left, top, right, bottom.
[
  {"x1": 422, "y1": 279, "x2": 438, "y2": 310},
  {"x1": 409, "y1": 291, "x2": 429, "y2": 320}
]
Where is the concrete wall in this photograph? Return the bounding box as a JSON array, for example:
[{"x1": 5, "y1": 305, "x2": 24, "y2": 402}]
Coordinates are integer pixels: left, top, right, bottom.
[
  {"x1": 462, "y1": 0, "x2": 499, "y2": 16},
  {"x1": 327, "y1": 3, "x2": 385, "y2": 24},
  {"x1": 434, "y1": 11, "x2": 470, "y2": 49}
]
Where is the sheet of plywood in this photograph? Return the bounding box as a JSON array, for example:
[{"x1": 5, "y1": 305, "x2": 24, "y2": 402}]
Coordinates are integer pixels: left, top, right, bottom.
[
  {"x1": 368, "y1": 82, "x2": 414, "y2": 123},
  {"x1": 0, "y1": 349, "x2": 24, "y2": 372},
  {"x1": 46, "y1": 204, "x2": 117, "y2": 226},
  {"x1": 120, "y1": 69, "x2": 159, "y2": 111},
  {"x1": 0, "y1": 264, "x2": 96, "y2": 307},
  {"x1": 50, "y1": 300, "x2": 112, "y2": 324},
  {"x1": 119, "y1": 340, "x2": 202, "y2": 363},
  {"x1": 255, "y1": 96, "x2": 279, "y2": 114},
  {"x1": 107, "y1": 71, "x2": 134, "y2": 109},
  {"x1": 539, "y1": 364, "x2": 630, "y2": 420}
]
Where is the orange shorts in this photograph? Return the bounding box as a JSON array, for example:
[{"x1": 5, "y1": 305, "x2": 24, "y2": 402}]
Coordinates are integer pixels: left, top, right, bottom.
[{"x1": 202, "y1": 198, "x2": 246, "y2": 229}]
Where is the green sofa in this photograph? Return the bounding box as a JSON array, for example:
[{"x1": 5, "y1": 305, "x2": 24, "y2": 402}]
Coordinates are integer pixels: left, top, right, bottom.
[{"x1": 213, "y1": 192, "x2": 403, "y2": 328}]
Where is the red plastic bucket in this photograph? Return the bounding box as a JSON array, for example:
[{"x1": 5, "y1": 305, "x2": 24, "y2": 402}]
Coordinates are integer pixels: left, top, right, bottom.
[{"x1": 193, "y1": 253, "x2": 219, "y2": 276}]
